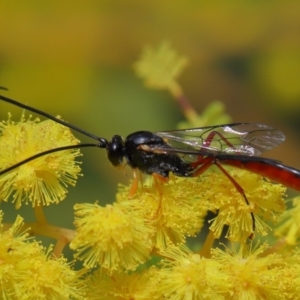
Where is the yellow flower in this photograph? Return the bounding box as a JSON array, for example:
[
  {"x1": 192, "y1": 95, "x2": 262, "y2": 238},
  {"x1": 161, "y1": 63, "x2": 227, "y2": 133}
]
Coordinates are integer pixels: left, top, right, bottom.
[
  {"x1": 118, "y1": 168, "x2": 285, "y2": 246},
  {"x1": 133, "y1": 40, "x2": 188, "y2": 97},
  {"x1": 85, "y1": 268, "x2": 157, "y2": 299},
  {"x1": 198, "y1": 169, "x2": 286, "y2": 241},
  {"x1": 0, "y1": 212, "x2": 85, "y2": 299},
  {"x1": 71, "y1": 201, "x2": 155, "y2": 272},
  {"x1": 274, "y1": 196, "x2": 300, "y2": 245},
  {"x1": 153, "y1": 245, "x2": 230, "y2": 300},
  {"x1": 14, "y1": 247, "x2": 86, "y2": 300},
  {"x1": 283, "y1": 250, "x2": 300, "y2": 299},
  {"x1": 117, "y1": 175, "x2": 207, "y2": 250},
  {"x1": 0, "y1": 114, "x2": 82, "y2": 208},
  {"x1": 212, "y1": 243, "x2": 298, "y2": 300}
]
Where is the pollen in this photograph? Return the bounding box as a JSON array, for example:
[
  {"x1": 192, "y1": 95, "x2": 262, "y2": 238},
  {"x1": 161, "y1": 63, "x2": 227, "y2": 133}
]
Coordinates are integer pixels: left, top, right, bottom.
[
  {"x1": 198, "y1": 169, "x2": 286, "y2": 241},
  {"x1": 0, "y1": 114, "x2": 82, "y2": 208},
  {"x1": 70, "y1": 201, "x2": 155, "y2": 272},
  {"x1": 16, "y1": 247, "x2": 86, "y2": 300},
  {"x1": 0, "y1": 212, "x2": 85, "y2": 299},
  {"x1": 85, "y1": 268, "x2": 157, "y2": 299},
  {"x1": 212, "y1": 243, "x2": 298, "y2": 299},
  {"x1": 153, "y1": 245, "x2": 230, "y2": 299},
  {"x1": 116, "y1": 175, "x2": 207, "y2": 250},
  {"x1": 274, "y1": 196, "x2": 300, "y2": 245}
]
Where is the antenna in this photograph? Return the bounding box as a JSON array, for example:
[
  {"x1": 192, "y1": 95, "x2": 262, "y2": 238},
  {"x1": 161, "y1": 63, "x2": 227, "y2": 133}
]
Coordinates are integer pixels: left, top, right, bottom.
[
  {"x1": 0, "y1": 143, "x2": 101, "y2": 176},
  {"x1": 0, "y1": 94, "x2": 108, "y2": 147}
]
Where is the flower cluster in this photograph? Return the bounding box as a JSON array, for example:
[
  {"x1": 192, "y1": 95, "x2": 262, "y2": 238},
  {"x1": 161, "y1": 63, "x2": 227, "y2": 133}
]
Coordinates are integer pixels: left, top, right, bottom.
[
  {"x1": 0, "y1": 212, "x2": 85, "y2": 299},
  {"x1": 0, "y1": 42, "x2": 299, "y2": 299},
  {"x1": 71, "y1": 200, "x2": 155, "y2": 271},
  {"x1": 0, "y1": 113, "x2": 81, "y2": 208}
]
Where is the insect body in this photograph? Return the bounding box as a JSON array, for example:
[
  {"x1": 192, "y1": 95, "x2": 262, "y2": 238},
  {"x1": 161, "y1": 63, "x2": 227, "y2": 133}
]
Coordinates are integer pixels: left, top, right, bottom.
[
  {"x1": 0, "y1": 93, "x2": 300, "y2": 234},
  {"x1": 108, "y1": 131, "x2": 193, "y2": 177},
  {"x1": 105, "y1": 123, "x2": 300, "y2": 194},
  {"x1": 0, "y1": 93, "x2": 299, "y2": 192}
]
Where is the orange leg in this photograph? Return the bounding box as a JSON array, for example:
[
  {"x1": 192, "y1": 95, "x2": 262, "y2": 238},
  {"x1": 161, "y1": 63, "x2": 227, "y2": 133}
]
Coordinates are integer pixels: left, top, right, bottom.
[
  {"x1": 191, "y1": 156, "x2": 255, "y2": 237},
  {"x1": 152, "y1": 173, "x2": 169, "y2": 195},
  {"x1": 128, "y1": 171, "x2": 168, "y2": 198},
  {"x1": 214, "y1": 161, "x2": 255, "y2": 237},
  {"x1": 128, "y1": 169, "x2": 139, "y2": 198},
  {"x1": 191, "y1": 156, "x2": 215, "y2": 176}
]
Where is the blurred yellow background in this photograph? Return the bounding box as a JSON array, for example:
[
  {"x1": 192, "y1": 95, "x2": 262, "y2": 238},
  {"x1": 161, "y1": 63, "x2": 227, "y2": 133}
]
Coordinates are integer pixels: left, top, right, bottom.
[{"x1": 0, "y1": 1, "x2": 300, "y2": 225}]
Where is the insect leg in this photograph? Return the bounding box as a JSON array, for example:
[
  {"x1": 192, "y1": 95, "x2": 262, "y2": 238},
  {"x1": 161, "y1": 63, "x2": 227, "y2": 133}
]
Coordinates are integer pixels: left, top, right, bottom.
[
  {"x1": 152, "y1": 173, "x2": 169, "y2": 195},
  {"x1": 202, "y1": 131, "x2": 235, "y2": 148},
  {"x1": 190, "y1": 156, "x2": 215, "y2": 176},
  {"x1": 128, "y1": 169, "x2": 140, "y2": 198},
  {"x1": 195, "y1": 131, "x2": 236, "y2": 162},
  {"x1": 214, "y1": 161, "x2": 255, "y2": 236},
  {"x1": 191, "y1": 156, "x2": 255, "y2": 238}
]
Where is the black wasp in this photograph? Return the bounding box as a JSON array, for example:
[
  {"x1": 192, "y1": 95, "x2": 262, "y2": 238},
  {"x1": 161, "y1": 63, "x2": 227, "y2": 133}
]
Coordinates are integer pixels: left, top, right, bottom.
[{"x1": 1, "y1": 92, "x2": 300, "y2": 234}]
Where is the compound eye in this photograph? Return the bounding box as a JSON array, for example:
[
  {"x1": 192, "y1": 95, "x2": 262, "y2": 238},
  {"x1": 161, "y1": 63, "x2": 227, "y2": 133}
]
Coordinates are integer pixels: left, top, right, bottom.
[{"x1": 107, "y1": 135, "x2": 124, "y2": 167}]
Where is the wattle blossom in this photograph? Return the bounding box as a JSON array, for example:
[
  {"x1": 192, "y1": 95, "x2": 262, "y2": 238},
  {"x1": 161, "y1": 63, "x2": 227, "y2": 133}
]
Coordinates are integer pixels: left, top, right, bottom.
[{"x1": 0, "y1": 114, "x2": 81, "y2": 208}]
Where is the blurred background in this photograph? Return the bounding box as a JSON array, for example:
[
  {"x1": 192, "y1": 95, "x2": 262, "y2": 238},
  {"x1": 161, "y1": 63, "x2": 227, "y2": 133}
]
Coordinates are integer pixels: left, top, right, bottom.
[{"x1": 0, "y1": 1, "x2": 299, "y2": 228}]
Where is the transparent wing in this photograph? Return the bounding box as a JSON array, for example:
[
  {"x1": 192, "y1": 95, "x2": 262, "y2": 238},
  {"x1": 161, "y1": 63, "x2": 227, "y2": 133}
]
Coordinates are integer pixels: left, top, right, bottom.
[{"x1": 155, "y1": 123, "x2": 285, "y2": 156}]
